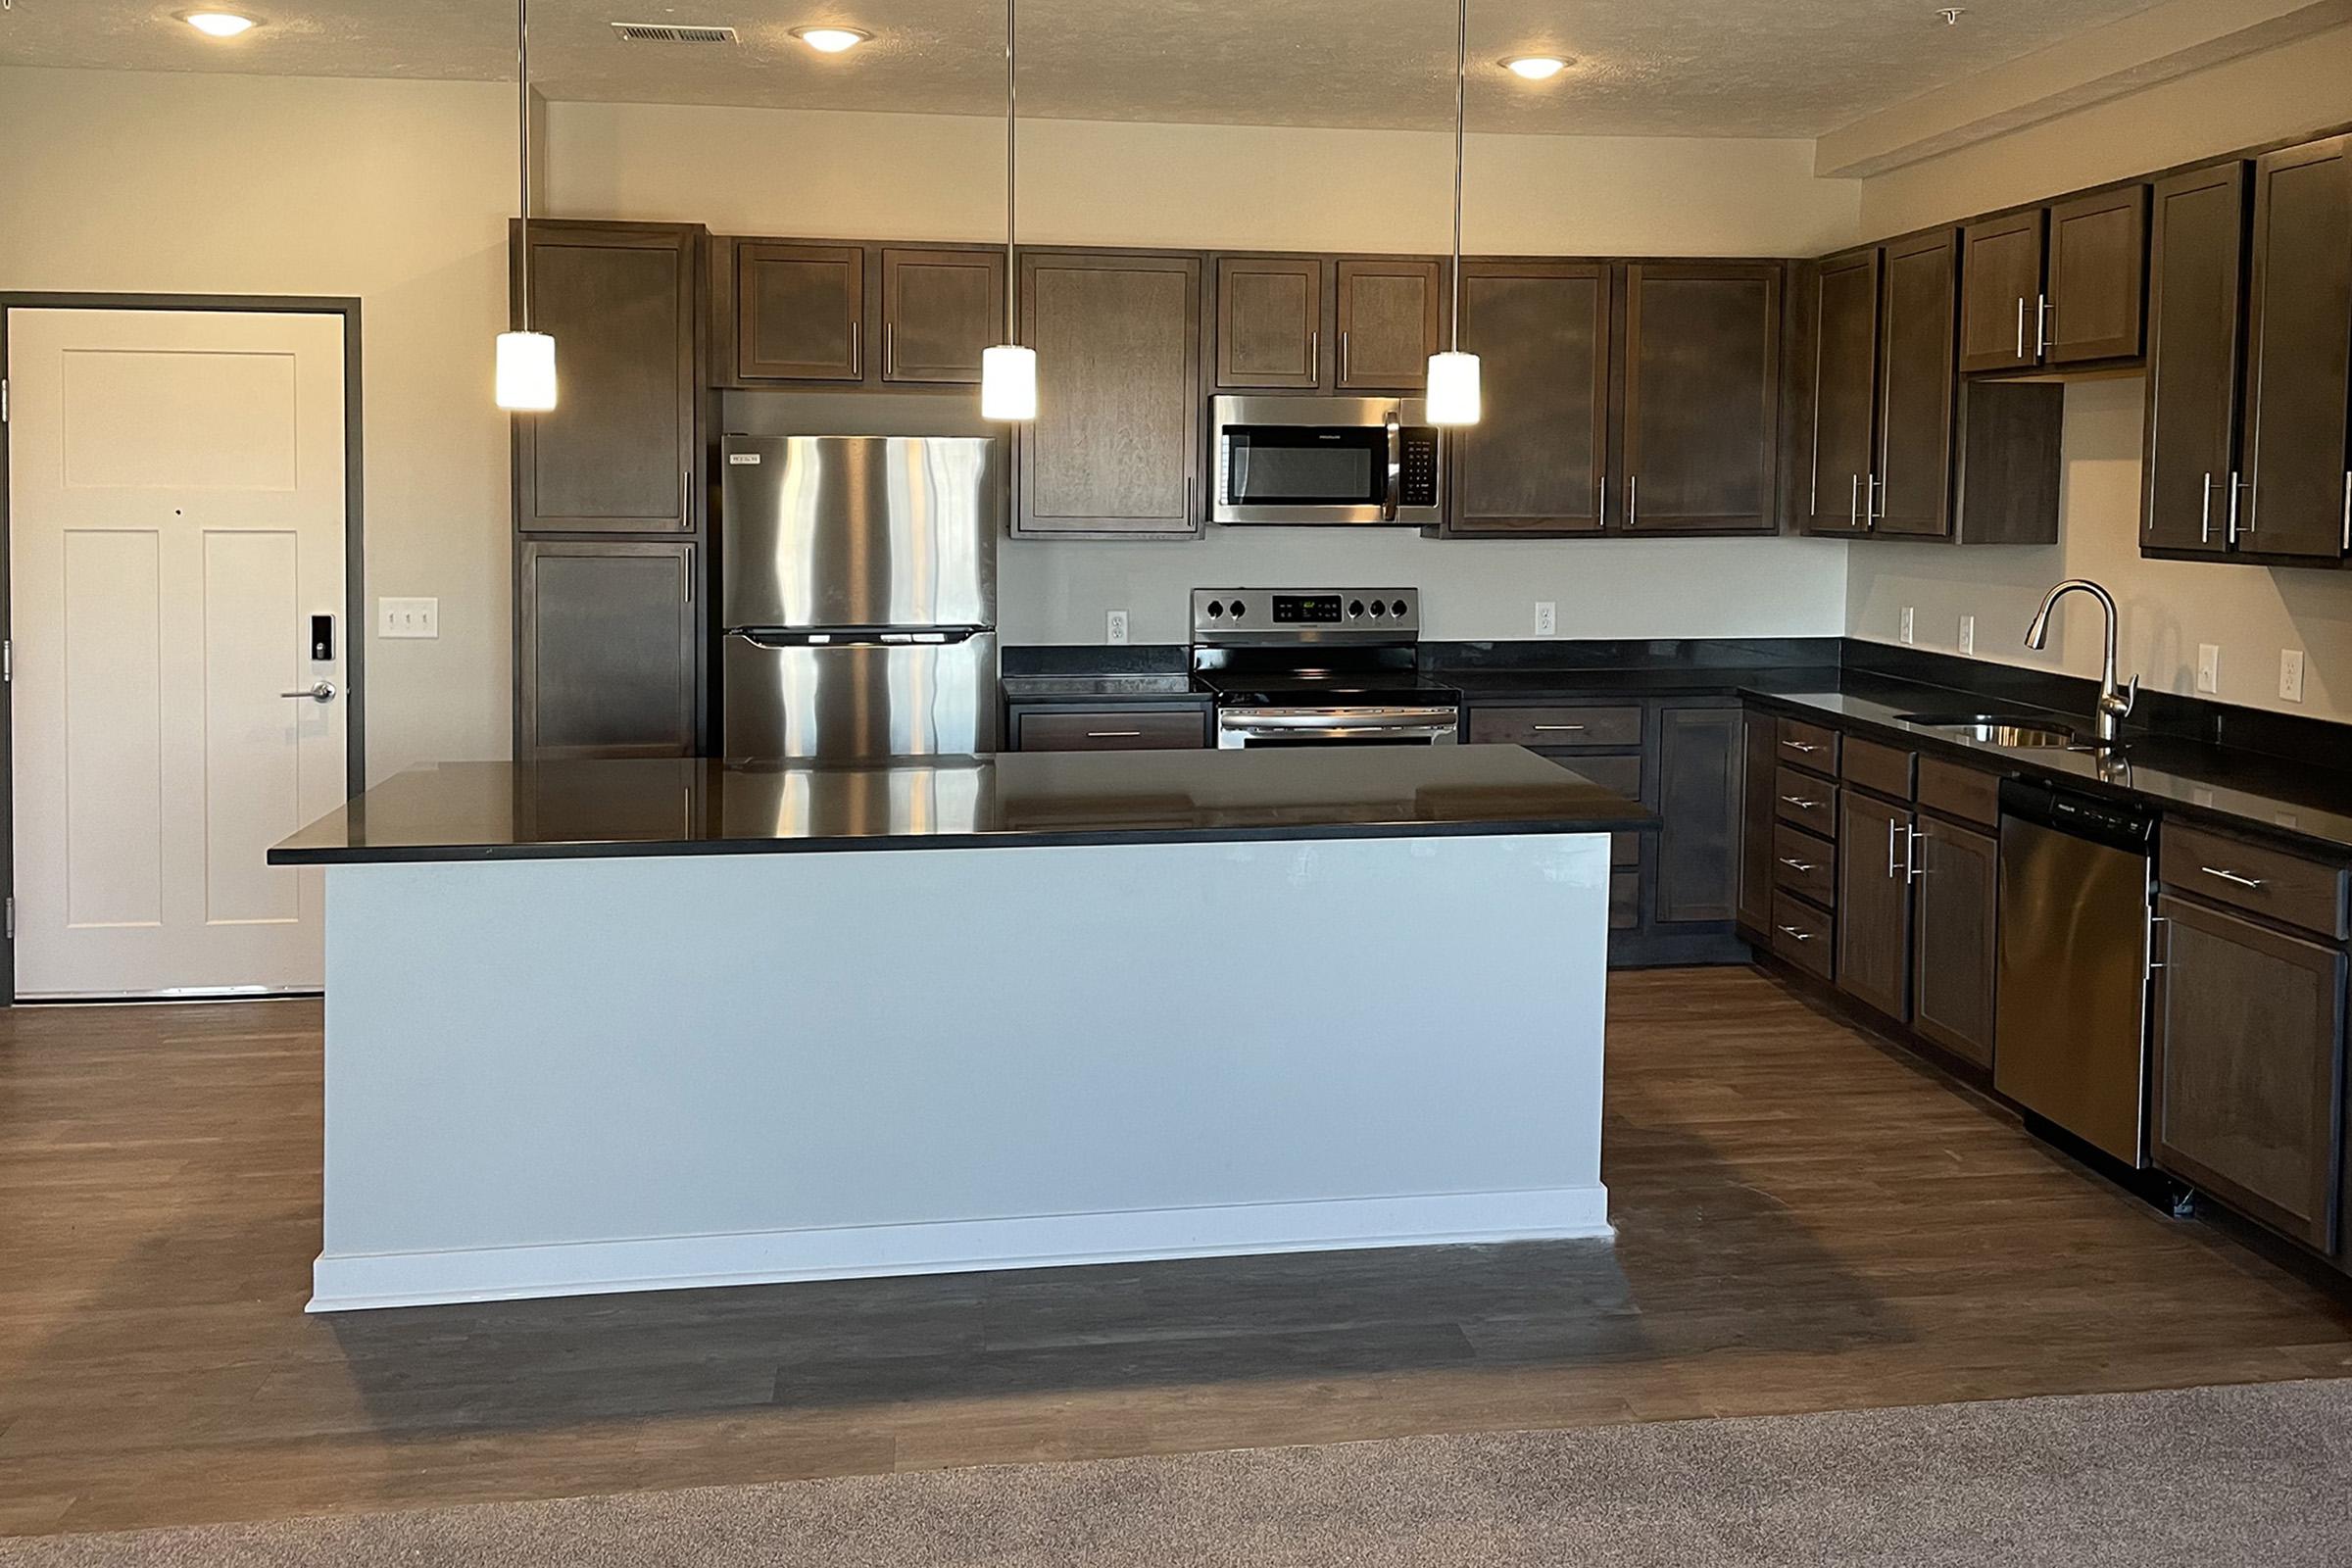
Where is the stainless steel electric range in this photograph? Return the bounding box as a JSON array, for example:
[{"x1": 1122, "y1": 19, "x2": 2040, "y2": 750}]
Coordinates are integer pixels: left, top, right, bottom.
[{"x1": 1189, "y1": 588, "x2": 1461, "y2": 749}]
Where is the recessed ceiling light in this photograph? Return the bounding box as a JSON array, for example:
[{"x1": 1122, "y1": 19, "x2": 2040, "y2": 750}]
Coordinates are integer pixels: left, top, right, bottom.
[
  {"x1": 791, "y1": 25, "x2": 872, "y2": 54},
  {"x1": 181, "y1": 10, "x2": 261, "y2": 36},
  {"x1": 1500, "y1": 55, "x2": 1570, "y2": 81}
]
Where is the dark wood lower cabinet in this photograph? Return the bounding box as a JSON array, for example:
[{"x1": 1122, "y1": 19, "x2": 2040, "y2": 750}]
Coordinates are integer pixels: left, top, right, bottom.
[
  {"x1": 1655, "y1": 705, "x2": 1742, "y2": 925},
  {"x1": 1736, "y1": 710, "x2": 1779, "y2": 934},
  {"x1": 1007, "y1": 706, "x2": 1210, "y2": 752},
  {"x1": 2152, "y1": 893, "x2": 2347, "y2": 1251},
  {"x1": 1837, "y1": 790, "x2": 1915, "y2": 1021},
  {"x1": 516, "y1": 541, "x2": 698, "y2": 760},
  {"x1": 1910, "y1": 815, "x2": 1998, "y2": 1067}
]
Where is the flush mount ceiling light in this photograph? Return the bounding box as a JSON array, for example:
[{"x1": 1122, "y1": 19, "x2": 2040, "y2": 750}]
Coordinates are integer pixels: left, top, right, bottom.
[
  {"x1": 980, "y1": 0, "x2": 1037, "y2": 422},
  {"x1": 1499, "y1": 55, "x2": 1569, "y2": 80},
  {"x1": 1426, "y1": 0, "x2": 1481, "y2": 427},
  {"x1": 180, "y1": 10, "x2": 261, "y2": 36},
  {"x1": 496, "y1": 0, "x2": 558, "y2": 412},
  {"x1": 791, "y1": 24, "x2": 872, "y2": 54}
]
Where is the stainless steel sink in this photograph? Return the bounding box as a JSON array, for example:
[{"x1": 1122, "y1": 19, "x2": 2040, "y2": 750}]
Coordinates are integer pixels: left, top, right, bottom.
[{"x1": 1893, "y1": 712, "x2": 2082, "y2": 748}]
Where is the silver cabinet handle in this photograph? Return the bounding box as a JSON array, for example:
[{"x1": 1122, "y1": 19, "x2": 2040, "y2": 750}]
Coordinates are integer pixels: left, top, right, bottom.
[
  {"x1": 280, "y1": 680, "x2": 336, "y2": 703},
  {"x1": 2343, "y1": 470, "x2": 2351, "y2": 552},
  {"x1": 2200, "y1": 866, "x2": 2267, "y2": 890},
  {"x1": 1597, "y1": 471, "x2": 1607, "y2": 527},
  {"x1": 1627, "y1": 474, "x2": 1639, "y2": 528},
  {"x1": 680, "y1": 468, "x2": 693, "y2": 531},
  {"x1": 1849, "y1": 473, "x2": 1860, "y2": 529},
  {"x1": 2230, "y1": 473, "x2": 2248, "y2": 542},
  {"x1": 1777, "y1": 924, "x2": 1816, "y2": 944},
  {"x1": 1532, "y1": 724, "x2": 1588, "y2": 733},
  {"x1": 1869, "y1": 473, "x2": 1885, "y2": 526},
  {"x1": 851, "y1": 317, "x2": 861, "y2": 376},
  {"x1": 2201, "y1": 472, "x2": 2213, "y2": 545},
  {"x1": 2035, "y1": 294, "x2": 2049, "y2": 359},
  {"x1": 1907, "y1": 825, "x2": 1928, "y2": 883},
  {"x1": 1340, "y1": 329, "x2": 1350, "y2": 384},
  {"x1": 1780, "y1": 794, "x2": 1821, "y2": 808},
  {"x1": 1086, "y1": 731, "x2": 1143, "y2": 740},
  {"x1": 1784, "y1": 740, "x2": 1823, "y2": 755},
  {"x1": 885, "y1": 319, "x2": 895, "y2": 377},
  {"x1": 1309, "y1": 327, "x2": 1320, "y2": 380},
  {"x1": 2015, "y1": 296, "x2": 2026, "y2": 360},
  {"x1": 1777, "y1": 857, "x2": 1815, "y2": 873},
  {"x1": 2149, "y1": 914, "x2": 2168, "y2": 973},
  {"x1": 1887, "y1": 816, "x2": 1902, "y2": 878}
]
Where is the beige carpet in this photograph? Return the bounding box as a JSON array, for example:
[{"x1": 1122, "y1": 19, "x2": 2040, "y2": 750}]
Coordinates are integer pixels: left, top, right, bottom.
[{"x1": 6, "y1": 1379, "x2": 2350, "y2": 1565}]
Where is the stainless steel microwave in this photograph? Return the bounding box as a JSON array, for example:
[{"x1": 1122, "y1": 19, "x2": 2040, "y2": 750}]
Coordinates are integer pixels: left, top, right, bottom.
[{"x1": 1210, "y1": 396, "x2": 1443, "y2": 526}]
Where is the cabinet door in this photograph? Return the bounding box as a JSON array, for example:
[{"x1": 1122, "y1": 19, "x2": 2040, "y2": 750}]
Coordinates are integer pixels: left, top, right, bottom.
[
  {"x1": 2239, "y1": 136, "x2": 2352, "y2": 561},
  {"x1": 882, "y1": 247, "x2": 1004, "y2": 385},
  {"x1": 1618, "y1": 263, "x2": 1783, "y2": 534},
  {"x1": 1912, "y1": 815, "x2": 1997, "y2": 1066},
  {"x1": 1959, "y1": 211, "x2": 2044, "y2": 373},
  {"x1": 1335, "y1": 258, "x2": 1441, "y2": 390},
  {"x1": 1876, "y1": 230, "x2": 1960, "y2": 538},
  {"x1": 1450, "y1": 262, "x2": 1609, "y2": 535},
  {"x1": 513, "y1": 221, "x2": 698, "y2": 533},
  {"x1": 1806, "y1": 250, "x2": 1880, "y2": 535},
  {"x1": 2141, "y1": 164, "x2": 2249, "y2": 556},
  {"x1": 517, "y1": 541, "x2": 697, "y2": 760},
  {"x1": 1654, "y1": 705, "x2": 1743, "y2": 926},
  {"x1": 1837, "y1": 791, "x2": 1915, "y2": 1021},
  {"x1": 1017, "y1": 252, "x2": 1203, "y2": 537},
  {"x1": 2153, "y1": 894, "x2": 2346, "y2": 1250},
  {"x1": 1736, "y1": 709, "x2": 1780, "y2": 934},
  {"x1": 735, "y1": 242, "x2": 864, "y2": 381},
  {"x1": 1214, "y1": 257, "x2": 1322, "y2": 389},
  {"x1": 2047, "y1": 185, "x2": 2148, "y2": 365}
]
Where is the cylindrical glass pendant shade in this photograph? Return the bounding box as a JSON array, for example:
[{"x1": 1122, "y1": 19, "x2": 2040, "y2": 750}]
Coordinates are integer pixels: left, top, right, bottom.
[
  {"x1": 981, "y1": 343, "x2": 1038, "y2": 421},
  {"x1": 495, "y1": 331, "x2": 558, "y2": 412},
  {"x1": 1425, "y1": 350, "x2": 1482, "y2": 426}
]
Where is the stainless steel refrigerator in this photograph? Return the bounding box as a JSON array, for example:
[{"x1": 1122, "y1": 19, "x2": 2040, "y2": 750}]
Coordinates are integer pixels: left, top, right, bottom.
[{"x1": 720, "y1": 435, "x2": 1004, "y2": 760}]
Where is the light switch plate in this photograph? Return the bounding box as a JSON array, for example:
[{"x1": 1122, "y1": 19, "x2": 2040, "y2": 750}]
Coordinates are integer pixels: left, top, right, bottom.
[
  {"x1": 2196, "y1": 644, "x2": 2221, "y2": 695},
  {"x1": 1105, "y1": 610, "x2": 1130, "y2": 646},
  {"x1": 1958, "y1": 614, "x2": 1976, "y2": 656},
  {"x1": 1535, "y1": 601, "x2": 1557, "y2": 637},
  {"x1": 1899, "y1": 607, "x2": 1915, "y2": 646},
  {"x1": 378, "y1": 597, "x2": 438, "y2": 639},
  {"x1": 2280, "y1": 648, "x2": 2306, "y2": 704}
]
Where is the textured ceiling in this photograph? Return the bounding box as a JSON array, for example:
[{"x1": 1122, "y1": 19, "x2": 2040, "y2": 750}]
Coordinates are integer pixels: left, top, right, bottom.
[{"x1": 0, "y1": 0, "x2": 2179, "y2": 137}]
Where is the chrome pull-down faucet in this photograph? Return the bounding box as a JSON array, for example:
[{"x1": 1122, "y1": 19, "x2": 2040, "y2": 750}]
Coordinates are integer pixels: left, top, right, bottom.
[{"x1": 2024, "y1": 578, "x2": 2137, "y2": 747}]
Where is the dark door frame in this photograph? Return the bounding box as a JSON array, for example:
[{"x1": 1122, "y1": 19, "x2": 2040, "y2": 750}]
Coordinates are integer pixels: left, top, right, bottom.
[{"x1": 0, "y1": 292, "x2": 367, "y2": 1004}]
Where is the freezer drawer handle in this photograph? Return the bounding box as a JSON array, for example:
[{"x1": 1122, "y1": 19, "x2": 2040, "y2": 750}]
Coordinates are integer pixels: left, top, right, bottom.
[{"x1": 2199, "y1": 866, "x2": 2267, "y2": 890}]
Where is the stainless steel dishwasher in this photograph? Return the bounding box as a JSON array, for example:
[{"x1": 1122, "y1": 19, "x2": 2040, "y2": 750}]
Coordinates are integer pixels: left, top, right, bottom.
[{"x1": 1994, "y1": 777, "x2": 2159, "y2": 1167}]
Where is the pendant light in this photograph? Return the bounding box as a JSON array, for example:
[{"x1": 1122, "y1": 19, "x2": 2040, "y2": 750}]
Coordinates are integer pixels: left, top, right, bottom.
[
  {"x1": 496, "y1": 0, "x2": 558, "y2": 412},
  {"x1": 1425, "y1": 0, "x2": 1481, "y2": 426},
  {"x1": 980, "y1": 0, "x2": 1038, "y2": 420}
]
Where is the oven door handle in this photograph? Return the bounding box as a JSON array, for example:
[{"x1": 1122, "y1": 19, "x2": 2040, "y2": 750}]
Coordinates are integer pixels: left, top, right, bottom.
[
  {"x1": 1219, "y1": 708, "x2": 1460, "y2": 741},
  {"x1": 1382, "y1": 411, "x2": 1402, "y2": 522}
]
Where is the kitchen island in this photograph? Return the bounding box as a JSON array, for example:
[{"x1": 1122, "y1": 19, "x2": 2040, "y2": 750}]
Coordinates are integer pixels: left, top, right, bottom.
[{"x1": 271, "y1": 747, "x2": 1648, "y2": 1310}]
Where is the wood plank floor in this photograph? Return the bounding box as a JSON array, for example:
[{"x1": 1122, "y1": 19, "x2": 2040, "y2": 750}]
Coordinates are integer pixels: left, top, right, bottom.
[{"x1": 2, "y1": 966, "x2": 2348, "y2": 1538}]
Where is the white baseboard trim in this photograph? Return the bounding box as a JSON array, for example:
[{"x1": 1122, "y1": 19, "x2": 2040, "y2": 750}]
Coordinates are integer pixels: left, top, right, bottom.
[{"x1": 308, "y1": 1186, "x2": 1614, "y2": 1312}]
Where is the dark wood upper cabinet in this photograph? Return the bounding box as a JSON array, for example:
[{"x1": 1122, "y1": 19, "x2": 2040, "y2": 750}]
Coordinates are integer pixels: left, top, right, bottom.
[
  {"x1": 881, "y1": 247, "x2": 1004, "y2": 385},
  {"x1": 2142, "y1": 163, "x2": 2250, "y2": 556},
  {"x1": 1016, "y1": 250, "x2": 1203, "y2": 537},
  {"x1": 1214, "y1": 256, "x2": 1323, "y2": 389},
  {"x1": 1911, "y1": 814, "x2": 1997, "y2": 1067},
  {"x1": 1654, "y1": 705, "x2": 1744, "y2": 926},
  {"x1": 1806, "y1": 249, "x2": 1880, "y2": 534},
  {"x1": 1837, "y1": 790, "x2": 1914, "y2": 1022},
  {"x1": 516, "y1": 540, "x2": 698, "y2": 760},
  {"x1": 2153, "y1": 892, "x2": 2346, "y2": 1251},
  {"x1": 2239, "y1": 135, "x2": 2352, "y2": 562},
  {"x1": 1449, "y1": 262, "x2": 1610, "y2": 535},
  {"x1": 734, "y1": 241, "x2": 864, "y2": 381},
  {"x1": 1618, "y1": 263, "x2": 1783, "y2": 534},
  {"x1": 1876, "y1": 230, "x2": 1960, "y2": 538},
  {"x1": 1959, "y1": 210, "x2": 2045, "y2": 373},
  {"x1": 2046, "y1": 184, "x2": 2148, "y2": 365},
  {"x1": 1335, "y1": 258, "x2": 1442, "y2": 390},
  {"x1": 512, "y1": 220, "x2": 700, "y2": 534},
  {"x1": 1736, "y1": 709, "x2": 1780, "y2": 936}
]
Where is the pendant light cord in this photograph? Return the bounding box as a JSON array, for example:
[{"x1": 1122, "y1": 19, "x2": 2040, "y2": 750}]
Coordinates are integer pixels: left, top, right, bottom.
[
  {"x1": 1449, "y1": 0, "x2": 1466, "y2": 353},
  {"x1": 516, "y1": 0, "x2": 533, "y2": 334},
  {"x1": 1004, "y1": 0, "x2": 1019, "y2": 346}
]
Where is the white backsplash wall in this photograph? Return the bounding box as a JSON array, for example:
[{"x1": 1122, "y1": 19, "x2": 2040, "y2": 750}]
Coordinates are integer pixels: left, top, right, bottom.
[
  {"x1": 1845, "y1": 377, "x2": 2352, "y2": 722},
  {"x1": 1004, "y1": 532, "x2": 1851, "y2": 646}
]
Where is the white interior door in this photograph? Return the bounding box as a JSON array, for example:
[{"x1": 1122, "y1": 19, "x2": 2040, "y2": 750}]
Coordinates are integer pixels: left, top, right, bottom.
[{"x1": 7, "y1": 308, "x2": 349, "y2": 999}]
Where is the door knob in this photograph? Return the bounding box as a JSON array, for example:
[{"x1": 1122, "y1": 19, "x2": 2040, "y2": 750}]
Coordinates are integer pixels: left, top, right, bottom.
[{"x1": 280, "y1": 680, "x2": 337, "y2": 703}]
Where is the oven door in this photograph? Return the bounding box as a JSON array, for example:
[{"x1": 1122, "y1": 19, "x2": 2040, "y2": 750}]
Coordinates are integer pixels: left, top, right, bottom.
[{"x1": 1216, "y1": 706, "x2": 1461, "y2": 749}]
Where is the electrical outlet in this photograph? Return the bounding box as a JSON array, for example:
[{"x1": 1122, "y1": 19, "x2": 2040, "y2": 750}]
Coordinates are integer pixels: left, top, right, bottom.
[
  {"x1": 1958, "y1": 614, "x2": 1976, "y2": 656},
  {"x1": 1899, "y1": 606, "x2": 1915, "y2": 646},
  {"x1": 2280, "y1": 648, "x2": 2306, "y2": 704},
  {"x1": 1535, "y1": 601, "x2": 1557, "y2": 637},
  {"x1": 1105, "y1": 610, "x2": 1130, "y2": 647},
  {"x1": 378, "y1": 597, "x2": 438, "y2": 639},
  {"x1": 2196, "y1": 644, "x2": 2221, "y2": 695}
]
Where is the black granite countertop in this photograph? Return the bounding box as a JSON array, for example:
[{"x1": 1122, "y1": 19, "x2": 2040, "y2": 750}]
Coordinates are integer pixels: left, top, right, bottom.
[
  {"x1": 999, "y1": 673, "x2": 1208, "y2": 704},
  {"x1": 1743, "y1": 675, "x2": 2352, "y2": 858},
  {"x1": 1440, "y1": 664, "x2": 1846, "y2": 701},
  {"x1": 270, "y1": 748, "x2": 1654, "y2": 866}
]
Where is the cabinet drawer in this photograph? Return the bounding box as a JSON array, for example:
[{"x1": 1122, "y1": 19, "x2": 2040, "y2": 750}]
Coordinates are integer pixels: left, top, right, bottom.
[
  {"x1": 1840, "y1": 736, "x2": 1917, "y2": 800},
  {"x1": 1771, "y1": 823, "x2": 1838, "y2": 908},
  {"x1": 1772, "y1": 766, "x2": 1838, "y2": 837},
  {"x1": 1469, "y1": 705, "x2": 1642, "y2": 748},
  {"x1": 1610, "y1": 870, "x2": 1642, "y2": 931},
  {"x1": 1917, "y1": 756, "x2": 2001, "y2": 827},
  {"x1": 1771, "y1": 893, "x2": 1835, "y2": 978},
  {"x1": 1612, "y1": 832, "x2": 1641, "y2": 868},
  {"x1": 1013, "y1": 708, "x2": 1209, "y2": 752},
  {"x1": 1775, "y1": 716, "x2": 1840, "y2": 774},
  {"x1": 2160, "y1": 821, "x2": 2350, "y2": 940}
]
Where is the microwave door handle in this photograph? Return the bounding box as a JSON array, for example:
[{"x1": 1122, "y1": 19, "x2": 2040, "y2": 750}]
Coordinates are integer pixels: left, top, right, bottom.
[{"x1": 1383, "y1": 412, "x2": 1401, "y2": 522}]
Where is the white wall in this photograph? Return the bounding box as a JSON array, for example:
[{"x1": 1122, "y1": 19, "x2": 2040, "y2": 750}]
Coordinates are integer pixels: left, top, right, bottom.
[{"x1": 1845, "y1": 24, "x2": 2352, "y2": 721}]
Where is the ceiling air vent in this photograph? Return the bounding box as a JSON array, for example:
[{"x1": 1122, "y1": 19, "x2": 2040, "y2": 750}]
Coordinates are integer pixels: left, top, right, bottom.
[{"x1": 609, "y1": 23, "x2": 739, "y2": 44}]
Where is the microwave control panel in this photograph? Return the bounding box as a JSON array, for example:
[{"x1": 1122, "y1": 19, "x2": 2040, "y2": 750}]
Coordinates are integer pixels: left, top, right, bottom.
[{"x1": 1399, "y1": 430, "x2": 1440, "y2": 509}]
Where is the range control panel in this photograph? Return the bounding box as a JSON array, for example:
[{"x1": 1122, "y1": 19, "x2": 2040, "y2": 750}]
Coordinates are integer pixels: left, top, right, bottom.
[{"x1": 1193, "y1": 588, "x2": 1422, "y2": 638}]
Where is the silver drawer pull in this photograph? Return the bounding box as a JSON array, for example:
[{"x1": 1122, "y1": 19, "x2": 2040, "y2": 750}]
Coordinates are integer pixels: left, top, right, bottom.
[
  {"x1": 1777, "y1": 925, "x2": 1816, "y2": 943},
  {"x1": 1780, "y1": 795, "x2": 1821, "y2": 808},
  {"x1": 1777, "y1": 857, "x2": 1816, "y2": 873},
  {"x1": 1784, "y1": 741, "x2": 1823, "y2": 754},
  {"x1": 2200, "y1": 866, "x2": 2267, "y2": 890},
  {"x1": 1532, "y1": 724, "x2": 1588, "y2": 733},
  {"x1": 1086, "y1": 730, "x2": 1144, "y2": 739}
]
